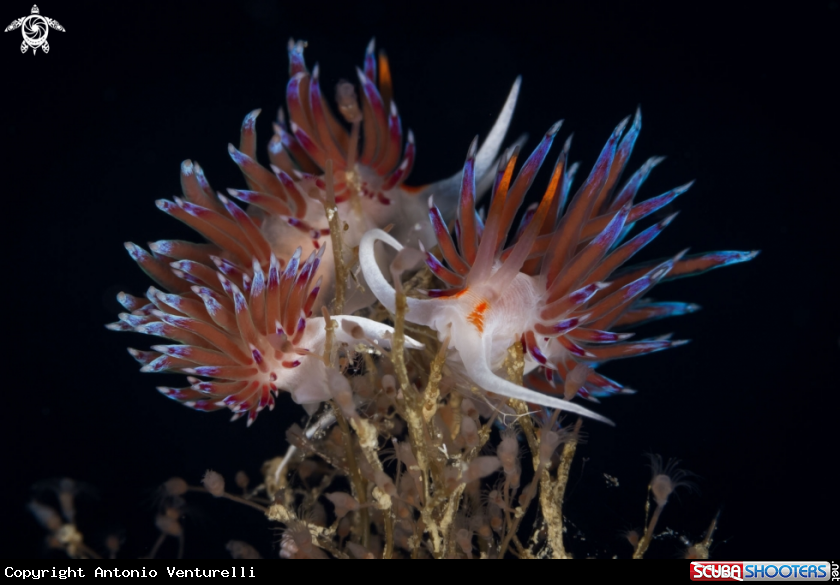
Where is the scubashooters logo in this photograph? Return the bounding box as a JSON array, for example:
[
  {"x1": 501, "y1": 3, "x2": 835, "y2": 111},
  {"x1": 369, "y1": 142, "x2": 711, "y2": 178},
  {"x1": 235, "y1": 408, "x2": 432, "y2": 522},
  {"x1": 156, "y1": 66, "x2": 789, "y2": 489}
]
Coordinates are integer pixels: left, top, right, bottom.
[
  {"x1": 690, "y1": 561, "x2": 833, "y2": 581},
  {"x1": 4, "y1": 5, "x2": 65, "y2": 54}
]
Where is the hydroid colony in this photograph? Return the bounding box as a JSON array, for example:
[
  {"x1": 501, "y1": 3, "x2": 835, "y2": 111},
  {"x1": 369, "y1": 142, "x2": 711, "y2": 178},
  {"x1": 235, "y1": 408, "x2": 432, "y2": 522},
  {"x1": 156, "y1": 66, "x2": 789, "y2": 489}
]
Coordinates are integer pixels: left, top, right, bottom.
[{"x1": 100, "y1": 39, "x2": 755, "y2": 558}]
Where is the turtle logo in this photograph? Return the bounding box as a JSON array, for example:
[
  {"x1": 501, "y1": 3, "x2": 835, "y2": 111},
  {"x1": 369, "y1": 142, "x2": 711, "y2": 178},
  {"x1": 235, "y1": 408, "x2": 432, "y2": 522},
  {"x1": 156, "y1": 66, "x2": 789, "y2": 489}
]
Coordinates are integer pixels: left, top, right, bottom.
[{"x1": 4, "y1": 5, "x2": 64, "y2": 54}]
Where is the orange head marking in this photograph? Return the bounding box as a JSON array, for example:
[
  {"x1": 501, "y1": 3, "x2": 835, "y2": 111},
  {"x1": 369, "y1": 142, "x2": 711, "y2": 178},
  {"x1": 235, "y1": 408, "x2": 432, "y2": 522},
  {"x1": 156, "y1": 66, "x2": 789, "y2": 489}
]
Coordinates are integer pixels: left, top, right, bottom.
[{"x1": 467, "y1": 300, "x2": 489, "y2": 333}]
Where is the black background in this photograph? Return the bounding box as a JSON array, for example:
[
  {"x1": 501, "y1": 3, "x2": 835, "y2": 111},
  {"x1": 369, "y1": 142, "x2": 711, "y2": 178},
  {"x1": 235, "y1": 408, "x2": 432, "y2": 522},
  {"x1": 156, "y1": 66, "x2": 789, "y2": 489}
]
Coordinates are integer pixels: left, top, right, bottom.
[{"x1": 2, "y1": 0, "x2": 837, "y2": 560}]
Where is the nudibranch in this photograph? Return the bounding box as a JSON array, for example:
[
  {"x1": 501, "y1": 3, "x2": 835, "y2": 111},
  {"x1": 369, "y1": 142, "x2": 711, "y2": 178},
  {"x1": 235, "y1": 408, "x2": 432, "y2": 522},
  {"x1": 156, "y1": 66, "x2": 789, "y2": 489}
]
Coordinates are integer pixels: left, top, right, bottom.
[
  {"x1": 109, "y1": 247, "x2": 423, "y2": 425},
  {"x1": 360, "y1": 111, "x2": 758, "y2": 424},
  {"x1": 125, "y1": 39, "x2": 519, "y2": 315}
]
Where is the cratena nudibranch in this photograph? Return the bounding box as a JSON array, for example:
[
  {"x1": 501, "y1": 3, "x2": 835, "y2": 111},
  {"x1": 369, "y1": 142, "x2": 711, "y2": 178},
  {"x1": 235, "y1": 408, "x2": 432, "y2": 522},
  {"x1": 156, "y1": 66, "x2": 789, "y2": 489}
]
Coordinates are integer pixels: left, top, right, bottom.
[
  {"x1": 118, "y1": 39, "x2": 519, "y2": 316},
  {"x1": 109, "y1": 245, "x2": 422, "y2": 425},
  {"x1": 361, "y1": 110, "x2": 758, "y2": 424}
]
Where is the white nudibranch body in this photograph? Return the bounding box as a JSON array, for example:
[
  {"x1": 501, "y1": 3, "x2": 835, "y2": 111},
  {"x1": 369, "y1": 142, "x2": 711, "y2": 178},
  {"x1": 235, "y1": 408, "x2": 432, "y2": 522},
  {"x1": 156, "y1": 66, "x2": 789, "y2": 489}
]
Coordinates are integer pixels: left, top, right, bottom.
[{"x1": 359, "y1": 229, "x2": 614, "y2": 425}]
